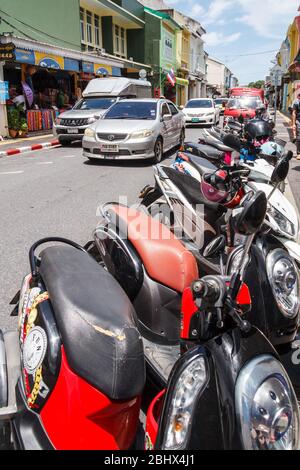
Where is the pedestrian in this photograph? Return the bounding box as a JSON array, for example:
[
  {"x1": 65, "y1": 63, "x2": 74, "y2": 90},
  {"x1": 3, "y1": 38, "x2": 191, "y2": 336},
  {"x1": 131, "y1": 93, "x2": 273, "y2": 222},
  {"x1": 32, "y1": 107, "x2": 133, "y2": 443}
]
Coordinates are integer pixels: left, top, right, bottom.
[{"x1": 291, "y1": 93, "x2": 300, "y2": 160}]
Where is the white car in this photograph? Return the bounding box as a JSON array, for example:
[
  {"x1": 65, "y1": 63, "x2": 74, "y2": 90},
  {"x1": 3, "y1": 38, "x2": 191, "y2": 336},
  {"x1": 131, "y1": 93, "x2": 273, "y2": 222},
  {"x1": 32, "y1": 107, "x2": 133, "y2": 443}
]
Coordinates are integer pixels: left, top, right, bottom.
[{"x1": 182, "y1": 98, "x2": 220, "y2": 126}]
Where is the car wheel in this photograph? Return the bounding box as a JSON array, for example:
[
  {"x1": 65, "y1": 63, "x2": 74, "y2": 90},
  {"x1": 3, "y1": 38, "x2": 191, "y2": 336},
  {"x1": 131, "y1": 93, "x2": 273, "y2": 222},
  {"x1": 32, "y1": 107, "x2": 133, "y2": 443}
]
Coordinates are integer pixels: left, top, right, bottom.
[{"x1": 152, "y1": 138, "x2": 163, "y2": 164}]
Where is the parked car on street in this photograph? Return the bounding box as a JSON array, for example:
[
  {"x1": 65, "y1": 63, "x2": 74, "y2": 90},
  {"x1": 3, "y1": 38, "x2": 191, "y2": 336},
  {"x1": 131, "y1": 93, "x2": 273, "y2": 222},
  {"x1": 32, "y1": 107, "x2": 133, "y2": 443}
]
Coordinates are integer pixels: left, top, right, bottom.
[
  {"x1": 82, "y1": 98, "x2": 185, "y2": 163},
  {"x1": 53, "y1": 78, "x2": 152, "y2": 146},
  {"x1": 214, "y1": 98, "x2": 228, "y2": 115},
  {"x1": 181, "y1": 98, "x2": 220, "y2": 126}
]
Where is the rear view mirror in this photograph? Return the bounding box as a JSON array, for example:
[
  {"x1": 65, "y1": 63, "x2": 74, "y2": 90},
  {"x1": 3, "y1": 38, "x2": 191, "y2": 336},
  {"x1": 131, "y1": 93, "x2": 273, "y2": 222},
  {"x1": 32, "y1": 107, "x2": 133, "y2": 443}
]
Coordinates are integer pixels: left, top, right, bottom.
[
  {"x1": 222, "y1": 134, "x2": 242, "y2": 151},
  {"x1": 271, "y1": 153, "x2": 291, "y2": 184},
  {"x1": 234, "y1": 191, "x2": 267, "y2": 235}
]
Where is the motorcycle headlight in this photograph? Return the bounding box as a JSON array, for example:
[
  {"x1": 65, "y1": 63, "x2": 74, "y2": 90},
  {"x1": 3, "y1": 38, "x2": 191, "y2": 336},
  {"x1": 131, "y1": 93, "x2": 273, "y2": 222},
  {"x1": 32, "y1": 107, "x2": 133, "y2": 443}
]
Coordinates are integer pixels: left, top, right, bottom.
[
  {"x1": 268, "y1": 206, "x2": 296, "y2": 239},
  {"x1": 236, "y1": 355, "x2": 300, "y2": 450},
  {"x1": 161, "y1": 356, "x2": 207, "y2": 450},
  {"x1": 84, "y1": 127, "x2": 95, "y2": 138},
  {"x1": 267, "y1": 249, "x2": 300, "y2": 318}
]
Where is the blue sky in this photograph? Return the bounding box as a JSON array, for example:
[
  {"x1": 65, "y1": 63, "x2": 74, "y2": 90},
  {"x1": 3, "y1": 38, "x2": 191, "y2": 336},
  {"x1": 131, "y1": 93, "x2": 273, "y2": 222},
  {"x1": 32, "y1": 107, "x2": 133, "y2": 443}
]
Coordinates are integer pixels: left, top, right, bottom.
[{"x1": 164, "y1": 0, "x2": 299, "y2": 84}]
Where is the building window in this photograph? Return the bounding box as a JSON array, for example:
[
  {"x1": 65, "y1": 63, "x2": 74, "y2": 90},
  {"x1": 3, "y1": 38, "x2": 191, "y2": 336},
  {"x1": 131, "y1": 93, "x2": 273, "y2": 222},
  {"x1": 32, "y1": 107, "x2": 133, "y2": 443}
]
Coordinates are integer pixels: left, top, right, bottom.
[
  {"x1": 114, "y1": 24, "x2": 126, "y2": 58},
  {"x1": 80, "y1": 7, "x2": 102, "y2": 50},
  {"x1": 80, "y1": 8, "x2": 85, "y2": 43},
  {"x1": 94, "y1": 15, "x2": 100, "y2": 46},
  {"x1": 86, "y1": 10, "x2": 93, "y2": 44}
]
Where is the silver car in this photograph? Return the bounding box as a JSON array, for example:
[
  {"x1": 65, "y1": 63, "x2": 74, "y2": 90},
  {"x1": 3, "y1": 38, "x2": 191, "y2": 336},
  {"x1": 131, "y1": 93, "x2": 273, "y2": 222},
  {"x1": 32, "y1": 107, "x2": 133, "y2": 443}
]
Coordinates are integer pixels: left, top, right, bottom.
[
  {"x1": 53, "y1": 96, "x2": 118, "y2": 145},
  {"x1": 82, "y1": 99, "x2": 185, "y2": 163}
]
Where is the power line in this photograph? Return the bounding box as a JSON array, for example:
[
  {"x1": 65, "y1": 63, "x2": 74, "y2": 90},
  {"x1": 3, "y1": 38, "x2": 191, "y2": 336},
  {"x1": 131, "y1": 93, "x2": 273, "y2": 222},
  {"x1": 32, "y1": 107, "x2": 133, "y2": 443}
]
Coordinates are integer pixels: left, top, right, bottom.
[
  {"x1": 0, "y1": 16, "x2": 36, "y2": 41},
  {"x1": 218, "y1": 49, "x2": 278, "y2": 58},
  {"x1": 0, "y1": 8, "x2": 80, "y2": 48}
]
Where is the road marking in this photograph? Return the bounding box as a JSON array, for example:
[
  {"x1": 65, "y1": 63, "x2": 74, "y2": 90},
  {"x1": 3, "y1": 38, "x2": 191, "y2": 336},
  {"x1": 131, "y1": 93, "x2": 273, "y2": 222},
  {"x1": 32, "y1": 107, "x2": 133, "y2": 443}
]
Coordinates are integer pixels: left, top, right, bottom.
[
  {"x1": 0, "y1": 170, "x2": 24, "y2": 175},
  {"x1": 63, "y1": 155, "x2": 76, "y2": 158},
  {"x1": 36, "y1": 161, "x2": 54, "y2": 165}
]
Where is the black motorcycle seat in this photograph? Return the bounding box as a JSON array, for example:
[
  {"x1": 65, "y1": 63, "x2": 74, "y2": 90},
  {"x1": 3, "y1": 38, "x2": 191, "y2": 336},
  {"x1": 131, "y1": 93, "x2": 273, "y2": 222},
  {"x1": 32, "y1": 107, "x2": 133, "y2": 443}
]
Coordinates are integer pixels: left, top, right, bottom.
[
  {"x1": 201, "y1": 136, "x2": 233, "y2": 153},
  {"x1": 39, "y1": 245, "x2": 145, "y2": 401},
  {"x1": 184, "y1": 153, "x2": 218, "y2": 175},
  {"x1": 184, "y1": 142, "x2": 224, "y2": 161},
  {"x1": 164, "y1": 166, "x2": 226, "y2": 218}
]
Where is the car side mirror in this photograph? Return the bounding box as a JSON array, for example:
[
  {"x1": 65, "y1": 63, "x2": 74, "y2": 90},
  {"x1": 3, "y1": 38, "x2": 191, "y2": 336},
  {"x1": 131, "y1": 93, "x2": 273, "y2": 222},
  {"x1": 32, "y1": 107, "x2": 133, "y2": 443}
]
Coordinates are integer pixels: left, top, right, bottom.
[{"x1": 162, "y1": 114, "x2": 172, "y2": 122}]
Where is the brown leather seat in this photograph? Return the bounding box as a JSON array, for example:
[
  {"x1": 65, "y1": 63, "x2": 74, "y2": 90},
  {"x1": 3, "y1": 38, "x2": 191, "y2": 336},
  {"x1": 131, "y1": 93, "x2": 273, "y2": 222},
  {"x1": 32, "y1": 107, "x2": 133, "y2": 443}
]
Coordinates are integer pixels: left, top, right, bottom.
[{"x1": 111, "y1": 205, "x2": 199, "y2": 293}]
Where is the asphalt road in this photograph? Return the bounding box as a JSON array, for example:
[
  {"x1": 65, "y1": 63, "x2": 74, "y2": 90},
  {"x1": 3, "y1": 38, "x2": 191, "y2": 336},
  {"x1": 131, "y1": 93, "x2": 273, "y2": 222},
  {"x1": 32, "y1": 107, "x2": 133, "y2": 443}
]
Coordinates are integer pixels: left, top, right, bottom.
[{"x1": 0, "y1": 126, "x2": 202, "y2": 331}]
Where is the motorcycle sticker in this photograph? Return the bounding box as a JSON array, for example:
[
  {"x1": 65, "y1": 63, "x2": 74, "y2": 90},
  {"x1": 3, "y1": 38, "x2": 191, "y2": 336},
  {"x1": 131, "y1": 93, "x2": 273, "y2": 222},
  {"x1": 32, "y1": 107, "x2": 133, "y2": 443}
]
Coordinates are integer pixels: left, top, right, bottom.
[{"x1": 23, "y1": 326, "x2": 48, "y2": 373}]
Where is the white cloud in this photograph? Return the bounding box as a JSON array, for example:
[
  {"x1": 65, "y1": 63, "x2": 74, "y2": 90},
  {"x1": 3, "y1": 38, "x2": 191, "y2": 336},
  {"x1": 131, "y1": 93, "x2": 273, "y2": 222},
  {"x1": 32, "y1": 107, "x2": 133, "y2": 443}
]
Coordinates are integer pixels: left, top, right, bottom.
[
  {"x1": 190, "y1": 4, "x2": 205, "y2": 17},
  {"x1": 202, "y1": 0, "x2": 236, "y2": 25},
  {"x1": 235, "y1": 0, "x2": 299, "y2": 38},
  {"x1": 203, "y1": 31, "x2": 241, "y2": 46}
]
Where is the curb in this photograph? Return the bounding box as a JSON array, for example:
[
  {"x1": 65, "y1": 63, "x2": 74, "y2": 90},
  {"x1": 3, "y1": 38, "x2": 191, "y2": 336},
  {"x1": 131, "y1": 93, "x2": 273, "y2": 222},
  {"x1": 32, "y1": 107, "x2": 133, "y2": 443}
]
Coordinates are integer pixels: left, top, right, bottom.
[{"x1": 0, "y1": 140, "x2": 60, "y2": 158}]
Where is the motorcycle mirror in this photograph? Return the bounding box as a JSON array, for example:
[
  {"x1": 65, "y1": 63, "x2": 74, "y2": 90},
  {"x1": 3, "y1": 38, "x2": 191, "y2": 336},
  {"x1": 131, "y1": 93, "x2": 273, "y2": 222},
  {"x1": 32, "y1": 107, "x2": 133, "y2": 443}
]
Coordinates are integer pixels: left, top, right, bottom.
[
  {"x1": 234, "y1": 191, "x2": 267, "y2": 236},
  {"x1": 271, "y1": 154, "x2": 291, "y2": 184},
  {"x1": 203, "y1": 235, "x2": 226, "y2": 258},
  {"x1": 222, "y1": 134, "x2": 242, "y2": 151}
]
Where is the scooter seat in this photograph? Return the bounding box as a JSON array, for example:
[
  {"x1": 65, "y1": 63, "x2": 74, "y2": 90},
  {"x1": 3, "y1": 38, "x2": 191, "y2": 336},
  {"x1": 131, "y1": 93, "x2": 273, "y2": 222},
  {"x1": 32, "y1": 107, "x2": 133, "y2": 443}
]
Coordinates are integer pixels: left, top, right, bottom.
[
  {"x1": 184, "y1": 142, "x2": 224, "y2": 161},
  {"x1": 201, "y1": 136, "x2": 233, "y2": 153},
  {"x1": 183, "y1": 153, "x2": 218, "y2": 175},
  {"x1": 109, "y1": 205, "x2": 199, "y2": 293},
  {"x1": 39, "y1": 246, "x2": 145, "y2": 401}
]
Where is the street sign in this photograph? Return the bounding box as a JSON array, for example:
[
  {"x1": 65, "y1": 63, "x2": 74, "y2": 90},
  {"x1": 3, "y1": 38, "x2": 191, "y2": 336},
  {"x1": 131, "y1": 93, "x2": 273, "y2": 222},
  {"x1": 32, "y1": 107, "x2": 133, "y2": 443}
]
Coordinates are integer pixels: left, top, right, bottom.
[{"x1": 0, "y1": 43, "x2": 15, "y2": 61}]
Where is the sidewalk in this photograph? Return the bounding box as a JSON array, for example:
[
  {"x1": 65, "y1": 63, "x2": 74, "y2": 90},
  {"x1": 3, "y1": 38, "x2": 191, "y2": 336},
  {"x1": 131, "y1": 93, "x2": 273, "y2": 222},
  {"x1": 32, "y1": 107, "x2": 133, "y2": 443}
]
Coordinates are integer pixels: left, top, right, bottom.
[
  {"x1": 276, "y1": 112, "x2": 300, "y2": 214},
  {"x1": 0, "y1": 132, "x2": 55, "y2": 152}
]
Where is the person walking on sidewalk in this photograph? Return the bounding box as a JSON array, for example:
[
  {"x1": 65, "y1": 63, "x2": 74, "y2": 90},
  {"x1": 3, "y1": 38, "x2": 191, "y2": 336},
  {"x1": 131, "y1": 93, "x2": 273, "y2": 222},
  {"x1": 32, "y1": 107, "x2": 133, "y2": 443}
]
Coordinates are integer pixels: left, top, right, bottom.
[{"x1": 292, "y1": 93, "x2": 300, "y2": 160}]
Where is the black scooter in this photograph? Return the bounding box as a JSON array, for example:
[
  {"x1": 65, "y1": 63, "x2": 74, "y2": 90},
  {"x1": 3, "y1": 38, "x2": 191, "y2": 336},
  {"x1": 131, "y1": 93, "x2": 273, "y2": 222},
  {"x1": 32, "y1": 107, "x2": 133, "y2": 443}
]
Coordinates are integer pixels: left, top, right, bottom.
[{"x1": 88, "y1": 191, "x2": 300, "y2": 449}]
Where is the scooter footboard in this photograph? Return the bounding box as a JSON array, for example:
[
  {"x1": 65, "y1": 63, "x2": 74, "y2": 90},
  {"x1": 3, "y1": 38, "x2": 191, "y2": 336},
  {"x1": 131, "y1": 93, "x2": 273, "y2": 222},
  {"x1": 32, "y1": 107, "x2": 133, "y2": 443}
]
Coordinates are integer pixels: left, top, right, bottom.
[{"x1": 0, "y1": 330, "x2": 20, "y2": 421}]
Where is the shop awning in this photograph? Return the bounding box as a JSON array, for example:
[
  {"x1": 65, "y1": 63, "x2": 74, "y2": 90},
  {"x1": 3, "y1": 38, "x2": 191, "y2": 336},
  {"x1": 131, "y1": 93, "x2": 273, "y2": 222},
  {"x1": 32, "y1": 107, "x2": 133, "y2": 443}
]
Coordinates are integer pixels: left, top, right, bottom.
[{"x1": 175, "y1": 77, "x2": 189, "y2": 86}]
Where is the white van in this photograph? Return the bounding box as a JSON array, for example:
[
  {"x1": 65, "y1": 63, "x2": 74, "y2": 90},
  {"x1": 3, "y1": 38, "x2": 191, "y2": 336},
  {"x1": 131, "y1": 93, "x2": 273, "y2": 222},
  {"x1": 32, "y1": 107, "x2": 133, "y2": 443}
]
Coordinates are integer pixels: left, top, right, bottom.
[{"x1": 53, "y1": 77, "x2": 152, "y2": 145}]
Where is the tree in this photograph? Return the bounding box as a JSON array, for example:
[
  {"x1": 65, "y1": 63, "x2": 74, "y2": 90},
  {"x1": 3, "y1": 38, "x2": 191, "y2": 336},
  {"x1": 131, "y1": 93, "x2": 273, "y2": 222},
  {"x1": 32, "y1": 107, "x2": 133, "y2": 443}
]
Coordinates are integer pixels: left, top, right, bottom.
[{"x1": 247, "y1": 80, "x2": 265, "y2": 89}]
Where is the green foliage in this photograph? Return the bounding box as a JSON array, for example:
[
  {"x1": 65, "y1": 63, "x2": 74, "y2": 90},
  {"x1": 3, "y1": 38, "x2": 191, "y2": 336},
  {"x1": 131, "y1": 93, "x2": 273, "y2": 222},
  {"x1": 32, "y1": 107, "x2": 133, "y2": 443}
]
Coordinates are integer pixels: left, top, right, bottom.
[
  {"x1": 7, "y1": 107, "x2": 20, "y2": 131},
  {"x1": 247, "y1": 80, "x2": 265, "y2": 89},
  {"x1": 20, "y1": 117, "x2": 28, "y2": 132}
]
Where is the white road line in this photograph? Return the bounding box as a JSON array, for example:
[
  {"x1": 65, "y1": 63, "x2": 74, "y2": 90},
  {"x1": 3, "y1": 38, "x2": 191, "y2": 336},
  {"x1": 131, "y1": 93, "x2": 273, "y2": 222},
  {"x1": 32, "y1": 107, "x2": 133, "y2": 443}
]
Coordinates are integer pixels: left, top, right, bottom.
[
  {"x1": 0, "y1": 170, "x2": 24, "y2": 175},
  {"x1": 36, "y1": 161, "x2": 54, "y2": 165},
  {"x1": 62, "y1": 155, "x2": 76, "y2": 158}
]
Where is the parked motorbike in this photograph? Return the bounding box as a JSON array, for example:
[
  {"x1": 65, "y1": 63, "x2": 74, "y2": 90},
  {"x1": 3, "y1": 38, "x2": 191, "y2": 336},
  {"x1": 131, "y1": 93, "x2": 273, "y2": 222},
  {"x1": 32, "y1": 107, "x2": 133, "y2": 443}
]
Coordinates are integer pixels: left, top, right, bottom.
[
  {"x1": 90, "y1": 190, "x2": 300, "y2": 450},
  {"x1": 138, "y1": 154, "x2": 300, "y2": 365}
]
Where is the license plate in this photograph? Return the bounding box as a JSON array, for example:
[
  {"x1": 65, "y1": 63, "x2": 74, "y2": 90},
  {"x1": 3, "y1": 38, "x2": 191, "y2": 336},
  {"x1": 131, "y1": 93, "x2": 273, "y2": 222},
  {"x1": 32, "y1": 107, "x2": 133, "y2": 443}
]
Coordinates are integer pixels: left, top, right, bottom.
[
  {"x1": 67, "y1": 128, "x2": 79, "y2": 134},
  {"x1": 103, "y1": 154, "x2": 117, "y2": 159},
  {"x1": 100, "y1": 144, "x2": 119, "y2": 153},
  {"x1": 191, "y1": 118, "x2": 200, "y2": 123}
]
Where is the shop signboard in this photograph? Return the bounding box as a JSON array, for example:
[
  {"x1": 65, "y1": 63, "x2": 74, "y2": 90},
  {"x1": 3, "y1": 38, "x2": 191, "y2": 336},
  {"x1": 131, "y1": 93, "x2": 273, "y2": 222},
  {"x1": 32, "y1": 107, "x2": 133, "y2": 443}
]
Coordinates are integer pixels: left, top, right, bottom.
[
  {"x1": 94, "y1": 64, "x2": 112, "y2": 76},
  {"x1": 82, "y1": 62, "x2": 94, "y2": 73},
  {"x1": 64, "y1": 58, "x2": 80, "y2": 72},
  {"x1": 0, "y1": 81, "x2": 9, "y2": 102},
  {"x1": 35, "y1": 52, "x2": 64, "y2": 70},
  {"x1": 161, "y1": 27, "x2": 176, "y2": 72},
  {"x1": 15, "y1": 49, "x2": 35, "y2": 65},
  {"x1": 0, "y1": 43, "x2": 15, "y2": 61}
]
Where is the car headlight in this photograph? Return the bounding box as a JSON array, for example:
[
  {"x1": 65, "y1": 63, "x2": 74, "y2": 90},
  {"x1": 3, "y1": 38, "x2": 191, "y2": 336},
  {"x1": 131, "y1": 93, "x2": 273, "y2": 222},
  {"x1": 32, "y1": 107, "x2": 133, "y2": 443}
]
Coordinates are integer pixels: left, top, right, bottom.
[
  {"x1": 87, "y1": 117, "x2": 97, "y2": 124},
  {"x1": 267, "y1": 205, "x2": 296, "y2": 239},
  {"x1": 161, "y1": 356, "x2": 207, "y2": 450},
  {"x1": 205, "y1": 112, "x2": 214, "y2": 116},
  {"x1": 130, "y1": 129, "x2": 154, "y2": 139},
  {"x1": 236, "y1": 354, "x2": 300, "y2": 450},
  {"x1": 266, "y1": 249, "x2": 300, "y2": 318},
  {"x1": 55, "y1": 118, "x2": 61, "y2": 125},
  {"x1": 84, "y1": 128, "x2": 95, "y2": 138}
]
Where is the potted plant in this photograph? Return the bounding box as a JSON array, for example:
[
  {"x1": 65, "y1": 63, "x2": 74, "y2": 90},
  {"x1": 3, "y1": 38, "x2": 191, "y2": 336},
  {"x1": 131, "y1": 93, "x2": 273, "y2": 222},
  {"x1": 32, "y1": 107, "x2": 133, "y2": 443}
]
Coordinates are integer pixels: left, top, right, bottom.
[
  {"x1": 19, "y1": 117, "x2": 28, "y2": 138},
  {"x1": 7, "y1": 107, "x2": 20, "y2": 138}
]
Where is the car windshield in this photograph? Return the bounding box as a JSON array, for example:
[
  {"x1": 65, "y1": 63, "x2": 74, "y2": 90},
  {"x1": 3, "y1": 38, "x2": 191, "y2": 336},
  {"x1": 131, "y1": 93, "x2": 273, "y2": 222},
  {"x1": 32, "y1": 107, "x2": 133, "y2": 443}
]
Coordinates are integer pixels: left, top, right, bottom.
[
  {"x1": 185, "y1": 100, "x2": 213, "y2": 108},
  {"x1": 228, "y1": 97, "x2": 262, "y2": 109},
  {"x1": 74, "y1": 98, "x2": 117, "y2": 110},
  {"x1": 214, "y1": 99, "x2": 227, "y2": 105},
  {"x1": 104, "y1": 101, "x2": 157, "y2": 120}
]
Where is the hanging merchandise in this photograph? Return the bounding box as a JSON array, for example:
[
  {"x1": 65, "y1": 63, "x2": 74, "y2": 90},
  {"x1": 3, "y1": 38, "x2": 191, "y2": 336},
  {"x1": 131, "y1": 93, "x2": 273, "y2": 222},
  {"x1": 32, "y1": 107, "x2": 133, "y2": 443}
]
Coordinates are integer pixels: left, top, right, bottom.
[{"x1": 22, "y1": 81, "x2": 34, "y2": 107}]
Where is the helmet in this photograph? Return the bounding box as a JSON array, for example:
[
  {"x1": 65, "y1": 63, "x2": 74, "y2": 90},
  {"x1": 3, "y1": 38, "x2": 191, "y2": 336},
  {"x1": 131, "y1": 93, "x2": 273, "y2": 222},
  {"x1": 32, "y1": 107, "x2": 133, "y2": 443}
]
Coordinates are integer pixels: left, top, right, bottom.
[
  {"x1": 244, "y1": 119, "x2": 273, "y2": 140},
  {"x1": 201, "y1": 170, "x2": 230, "y2": 203},
  {"x1": 260, "y1": 141, "x2": 283, "y2": 157}
]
